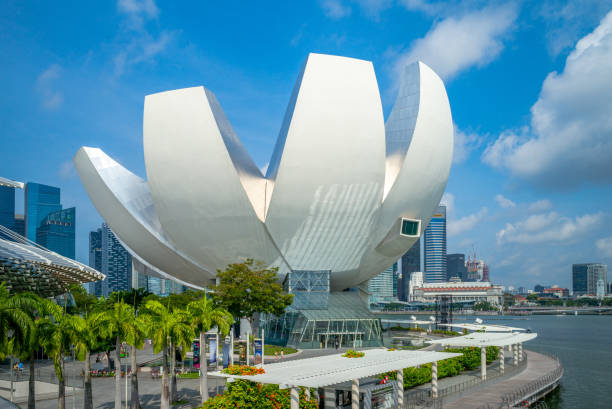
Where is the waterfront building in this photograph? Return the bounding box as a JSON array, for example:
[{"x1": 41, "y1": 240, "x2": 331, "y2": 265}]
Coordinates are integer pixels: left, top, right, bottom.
[
  {"x1": 572, "y1": 263, "x2": 607, "y2": 296},
  {"x1": 411, "y1": 281, "x2": 503, "y2": 305},
  {"x1": 446, "y1": 253, "x2": 466, "y2": 281},
  {"x1": 368, "y1": 262, "x2": 398, "y2": 305},
  {"x1": 424, "y1": 206, "x2": 447, "y2": 282},
  {"x1": 74, "y1": 54, "x2": 454, "y2": 348},
  {"x1": 542, "y1": 286, "x2": 569, "y2": 298},
  {"x1": 36, "y1": 207, "x2": 75, "y2": 259},
  {"x1": 408, "y1": 271, "x2": 424, "y2": 301},
  {"x1": 100, "y1": 223, "x2": 132, "y2": 296},
  {"x1": 398, "y1": 239, "x2": 420, "y2": 301},
  {"x1": 534, "y1": 284, "x2": 545, "y2": 293}
]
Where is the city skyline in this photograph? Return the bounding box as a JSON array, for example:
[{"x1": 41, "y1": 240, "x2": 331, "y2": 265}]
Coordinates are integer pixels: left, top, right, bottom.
[{"x1": 2, "y1": 1, "x2": 612, "y2": 288}]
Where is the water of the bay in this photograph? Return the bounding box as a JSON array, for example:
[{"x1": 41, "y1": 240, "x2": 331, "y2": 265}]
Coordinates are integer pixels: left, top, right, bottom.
[{"x1": 379, "y1": 313, "x2": 612, "y2": 408}]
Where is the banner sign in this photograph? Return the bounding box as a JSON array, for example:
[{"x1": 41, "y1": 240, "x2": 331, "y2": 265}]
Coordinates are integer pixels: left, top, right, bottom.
[
  {"x1": 192, "y1": 340, "x2": 200, "y2": 369},
  {"x1": 254, "y1": 339, "x2": 263, "y2": 365},
  {"x1": 209, "y1": 338, "x2": 217, "y2": 364},
  {"x1": 222, "y1": 338, "x2": 231, "y2": 368},
  {"x1": 238, "y1": 342, "x2": 247, "y2": 366}
]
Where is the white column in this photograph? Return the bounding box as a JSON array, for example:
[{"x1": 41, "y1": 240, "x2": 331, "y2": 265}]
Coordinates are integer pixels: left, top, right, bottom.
[
  {"x1": 519, "y1": 343, "x2": 523, "y2": 361},
  {"x1": 305, "y1": 387, "x2": 311, "y2": 401},
  {"x1": 351, "y1": 378, "x2": 359, "y2": 409},
  {"x1": 431, "y1": 362, "x2": 438, "y2": 399},
  {"x1": 324, "y1": 388, "x2": 335, "y2": 409},
  {"x1": 499, "y1": 346, "x2": 504, "y2": 374},
  {"x1": 397, "y1": 369, "x2": 404, "y2": 409},
  {"x1": 513, "y1": 344, "x2": 518, "y2": 366},
  {"x1": 290, "y1": 387, "x2": 299, "y2": 409},
  {"x1": 481, "y1": 347, "x2": 487, "y2": 381}
]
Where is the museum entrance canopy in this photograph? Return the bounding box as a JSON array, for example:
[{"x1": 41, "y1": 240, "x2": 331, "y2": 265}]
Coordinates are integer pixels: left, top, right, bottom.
[
  {"x1": 0, "y1": 231, "x2": 104, "y2": 297},
  {"x1": 437, "y1": 322, "x2": 526, "y2": 332}
]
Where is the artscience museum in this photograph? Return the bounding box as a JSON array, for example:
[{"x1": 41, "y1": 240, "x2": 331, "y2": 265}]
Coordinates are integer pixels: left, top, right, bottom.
[{"x1": 74, "y1": 53, "x2": 453, "y2": 348}]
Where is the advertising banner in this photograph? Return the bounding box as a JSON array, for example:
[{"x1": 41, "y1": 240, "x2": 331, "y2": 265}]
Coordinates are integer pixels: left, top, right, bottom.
[
  {"x1": 238, "y1": 342, "x2": 247, "y2": 366},
  {"x1": 192, "y1": 340, "x2": 200, "y2": 369},
  {"x1": 209, "y1": 338, "x2": 217, "y2": 364},
  {"x1": 254, "y1": 339, "x2": 263, "y2": 365},
  {"x1": 222, "y1": 338, "x2": 231, "y2": 368}
]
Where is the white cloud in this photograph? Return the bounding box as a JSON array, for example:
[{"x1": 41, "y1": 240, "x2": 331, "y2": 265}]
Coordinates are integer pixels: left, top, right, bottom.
[
  {"x1": 482, "y1": 10, "x2": 612, "y2": 188},
  {"x1": 447, "y1": 207, "x2": 487, "y2": 237},
  {"x1": 58, "y1": 160, "x2": 75, "y2": 179},
  {"x1": 36, "y1": 64, "x2": 63, "y2": 110},
  {"x1": 496, "y1": 211, "x2": 602, "y2": 244},
  {"x1": 440, "y1": 192, "x2": 454, "y2": 213},
  {"x1": 320, "y1": 0, "x2": 351, "y2": 18},
  {"x1": 528, "y1": 199, "x2": 552, "y2": 212},
  {"x1": 117, "y1": 0, "x2": 159, "y2": 29},
  {"x1": 394, "y1": 5, "x2": 517, "y2": 79},
  {"x1": 453, "y1": 126, "x2": 483, "y2": 164},
  {"x1": 494, "y1": 194, "x2": 516, "y2": 208},
  {"x1": 596, "y1": 236, "x2": 612, "y2": 257}
]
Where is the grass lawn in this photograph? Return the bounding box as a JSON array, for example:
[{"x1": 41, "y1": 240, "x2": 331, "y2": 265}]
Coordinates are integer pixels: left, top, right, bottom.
[
  {"x1": 264, "y1": 345, "x2": 297, "y2": 355},
  {"x1": 178, "y1": 372, "x2": 200, "y2": 378}
]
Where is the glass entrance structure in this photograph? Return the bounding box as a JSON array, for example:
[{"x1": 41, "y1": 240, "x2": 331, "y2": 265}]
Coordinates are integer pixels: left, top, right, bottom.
[{"x1": 261, "y1": 291, "x2": 383, "y2": 349}]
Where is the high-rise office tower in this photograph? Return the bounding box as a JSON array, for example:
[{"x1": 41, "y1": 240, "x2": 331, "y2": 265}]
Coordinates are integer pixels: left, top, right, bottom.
[
  {"x1": 446, "y1": 253, "x2": 467, "y2": 281},
  {"x1": 25, "y1": 183, "x2": 62, "y2": 242},
  {"x1": 424, "y1": 205, "x2": 447, "y2": 282},
  {"x1": 88, "y1": 228, "x2": 103, "y2": 296},
  {"x1": 572, "y1": 263, "x2": 607, "y2": 296},
  {"x1": 0, "y1": 185, "x2": 15, "y2": 231},
  {"x1": 398, "y1": 239, "x2": 420, "y2": 301},
  {"x1": 101, "y1": 223, "x2": 132, "y2": 296},
  {"x1": 368, "y1": 262, "x2": 398, "y2": 304},
  {"x1": 36, "y1": 207, "x2": 76, "y2": 259},
  {"x1": 13, "y1": 215, "x2": 25, "y2": 236}
]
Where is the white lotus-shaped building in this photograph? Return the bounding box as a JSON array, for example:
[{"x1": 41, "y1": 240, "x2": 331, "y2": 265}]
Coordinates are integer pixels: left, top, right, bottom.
[{"x1": 74, "y1": 53, "x2": 453, "y2": 291}]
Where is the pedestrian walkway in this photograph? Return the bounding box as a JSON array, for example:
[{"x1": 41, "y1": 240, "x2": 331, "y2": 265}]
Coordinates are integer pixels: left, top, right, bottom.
[{"x1": 443, "y1": 350, "x2": 559, "y2": 408}]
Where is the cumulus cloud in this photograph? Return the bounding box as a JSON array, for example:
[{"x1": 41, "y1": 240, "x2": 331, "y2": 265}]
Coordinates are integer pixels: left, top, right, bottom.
[
  {"x1": 394, "y1": 5, "x2": 517, "y2": 79},
  {"x1": 320, "y1": 0, "x2": 351, "y2": 18},
  {"x1": 482, "y1": 10, "x2": 612, "y2": 188},
  {"x1": 453, "y1": 126, "x2": 484, "y2": 164},
  {"x1": 320, "y1": 0, "x2": 392, "y2": 19},
  {"x1": 118, "y1": 0, "x2": 159, "y2": 28},
  {"x1": 528, "y1": 199, "x2": 552, "y2": 212},
  {"x1": 58, "y1": 160, "x2": 75, "y2": 179},
  {"x1": 495, "y1": 194, "x2": 516, "y2": 208},
  {"x1": 448, "y1": 207, "x2": 487, "y2": 237},
  {"x1": 36, "y1": 64, "x2": 63, "y2": 110},
  {"x1": 596, "y1": 236, "x2": 612, "y2": 257},
  {"x1": 496, "y1": 211, "x2": 602, "y2": 244}
]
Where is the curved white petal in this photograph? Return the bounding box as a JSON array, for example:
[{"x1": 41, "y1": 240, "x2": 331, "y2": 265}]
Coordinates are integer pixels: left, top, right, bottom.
[
  {"x1": 355, "y1": 61, "x2": 454, "y2": 284},
  {"x1": 264, "y1": 53, "x2": 386, "y2": 289},
  {"x1": 73, "y1": 147, "x2": 215, "y2": 287},
  {"x1": 143, "y1": 86, "x2": 289, "y2": 274}
]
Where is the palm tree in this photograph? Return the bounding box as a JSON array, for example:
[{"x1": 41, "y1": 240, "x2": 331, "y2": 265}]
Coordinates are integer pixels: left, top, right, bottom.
[
  {"x1": 95, "y1": 301, "x2": 136, "y2": 409},
  {"x1": 168, "y1": 308, "x2": 194, "y2": 403},
  {"x1": 124, "y1": 313, "x2": 146, "y2": 409},
  {"x1": 141, "y1": 300, "x2": 192, "y2": 409},
  {"x1": 187, "y1": 295, "x2": 233, "y2": 404},
  {"x1": 38, "y1": 301, "x2": 82, "y2": 409},
  {"x1": 71, "y1": 311, "x2": 105, "y2": 409}
]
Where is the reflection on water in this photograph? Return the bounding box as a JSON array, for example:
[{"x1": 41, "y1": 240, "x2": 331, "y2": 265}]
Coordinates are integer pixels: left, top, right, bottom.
[{"x1": 379, "y1": 314, "x2": 612, "y2": 409}]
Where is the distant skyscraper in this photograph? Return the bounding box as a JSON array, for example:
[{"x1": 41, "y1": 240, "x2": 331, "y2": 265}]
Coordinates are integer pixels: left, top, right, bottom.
[
  {"x1": 25, "y1": 183, "x2": 62, "y2": 242},
  {"x1": 0, "y1": 185, "x2": 15, "y2": 231},
  {"x1": 101, "y1": 223, "x2": 132, "y2": 296},
  {"x1": 36, "y1": 207, "x2": 75, "y2": 259},
  {"x1": 398, "y1": 239, "x2": 420, "y2": 301},
  {"x1": 572, "y1": 263, "x2": 607, "y2": 296},
  {"x1": 424, "y1": 205, "x2": 447, "y2": 282},
  {"x1": 446, "y1": 253, "x2": 467, "y2": 281},
  {"x1": 88, "y1": 228, "x2": 103, "y2": 296},
  {"x1": 13, "y1": 214, "x2": 25, "y2": 236}
]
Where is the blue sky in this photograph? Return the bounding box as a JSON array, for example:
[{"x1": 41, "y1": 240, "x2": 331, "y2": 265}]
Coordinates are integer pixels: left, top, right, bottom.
[{"x1": 2, "y1": 0, "x2": 612, "y2": 289}]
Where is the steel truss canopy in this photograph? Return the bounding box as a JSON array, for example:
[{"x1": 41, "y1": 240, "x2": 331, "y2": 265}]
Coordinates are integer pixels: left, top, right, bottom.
[
  {"x1": 210, "y1": 349, "x2": 461, "y2": 389},
  {"x1": 437, "y1": 323, "x2": 526, "y2": 332},
  {"x1": 427, "y1": 332, "x2": 538, "y2": 348},
  {"x1": 0, "y1": 237, "x2": 104, "y2": 297}
]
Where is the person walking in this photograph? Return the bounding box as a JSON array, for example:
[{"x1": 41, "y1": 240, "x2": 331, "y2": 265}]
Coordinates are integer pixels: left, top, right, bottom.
[{"x1": 280, "y1": 350, "x2": 284, "y2": 360}]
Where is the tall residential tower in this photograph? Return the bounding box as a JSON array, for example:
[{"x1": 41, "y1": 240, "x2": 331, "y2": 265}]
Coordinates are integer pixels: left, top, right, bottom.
[{"x1": 424, "y1": 205, "x2": 447, "y2": 282}]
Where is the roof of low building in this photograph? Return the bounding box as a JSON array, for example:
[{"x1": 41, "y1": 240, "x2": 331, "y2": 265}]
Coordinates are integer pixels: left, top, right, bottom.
[
  {"x1": 427, "y1": 331, "x2": 537, "y2": 347},
  {"x1": 209, "y1": 348, "x2": 461, "y2": 389}
]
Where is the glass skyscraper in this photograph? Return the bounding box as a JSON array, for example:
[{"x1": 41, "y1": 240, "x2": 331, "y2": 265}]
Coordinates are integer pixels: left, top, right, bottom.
[
  {"x1": 25, "y1": 183, "x2": 62, "y2": 242},
  {"x1": 0, "y1": 186, "x2": 15, "y2": 232},
  {"x1": 88, "y1": 228, "x2": 103, "y2": 296},
  {"x1": 368, "y1": 262, "x2": 398, "y2": 304},
  {"x1": 447, "y1": 253, "x2": 467, "y2": 281},
  {"x1": 572, "y1": 263, "x2": 607, "y2": 296},
  {"x1": 101, "y1": 223, "x2": 132, "y2": 296},
  {"x1": 398, "y1": 239, "x2": 420, "y2": 301},
  {"x1": 36, "y1": 207, "x2": 76, "y2": 259},
  {"x1": 424, "y1": 205, "x2": 447, "y2": 283}
]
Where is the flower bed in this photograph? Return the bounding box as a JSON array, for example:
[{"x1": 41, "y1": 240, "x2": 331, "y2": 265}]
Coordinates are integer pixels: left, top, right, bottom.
[
  {"x1": 222, "y1": 365, "x2": 265, "y2": 376},
  {"x1": 342, "y1": 349, "x2": 365, "y2": 358}
]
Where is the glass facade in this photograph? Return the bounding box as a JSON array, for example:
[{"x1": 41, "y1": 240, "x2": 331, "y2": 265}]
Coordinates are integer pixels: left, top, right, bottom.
[
  {"x1": 88, "y1": 228, "x2": 103, "y2": 296},
  {"x1": 368, "y1": 263, "x2": 397, "y2": 305},
  {"x1": 284, "y1": 270, "x2": 330, "y2": 309},
  {"x1": 572, "y1": 263, "x2": 607, "y2": 296},
  {"x1": 0, "y1": 186, "x2": 15, "y2": 232},
  {"x1": 101, "y1": 223, "x2": 132, "y2": 296},
  {"x1": 36, "y1": 207, "x2": 76, "y2": 259},
  {"x1": 25, "y1": 183, "x2": 62, "y2": 242},
  {"x1": 261, "y1": 291, "x2": 383, "y2": 349},
  {"x1": 424, "y1": 205, "x2": 446, "y2": 283},
  {"x1": 400, "y1": 219, "x2": 419, "y2": 236},
  {"x1": 446, "y1": 253, "x2": 467, "y2": 281},
  {"x1": 398, "y1": 239, "x2": 420, "y2": 301}
]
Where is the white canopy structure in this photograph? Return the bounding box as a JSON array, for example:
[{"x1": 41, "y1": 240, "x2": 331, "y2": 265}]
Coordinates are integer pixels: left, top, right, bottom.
[
  {"x1": 437, "y1": 323, "x2": 526, "y2": 332},
  {"x1": 0, "y1": 176, "x2": 24, "y2": 189},
  {"x1": 210, "y1": 348, "x2": 461, "y2": 408}
]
